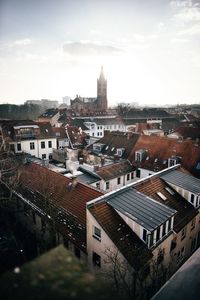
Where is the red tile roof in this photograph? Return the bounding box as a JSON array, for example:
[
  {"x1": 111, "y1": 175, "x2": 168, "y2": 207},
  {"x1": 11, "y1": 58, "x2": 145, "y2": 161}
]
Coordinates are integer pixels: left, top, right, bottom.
[
  {"x1": 17, "y1": 163, "x2": 103, "y2": 251},
  {"x1": 52, "y1": 127, "x2": 67, "y2": 139},
  {"x1": 96, "y1": 160, "x2": 135, "y2": 181},
  {"x1": 89, "y1": 202, "x2": 151, "y2": 269},
  {"x1": 128, "y1": 135, "x2": 200, "y2": 175},
  {"x1": 172, "y1": 126, "x2": 200, "y2": 140}
]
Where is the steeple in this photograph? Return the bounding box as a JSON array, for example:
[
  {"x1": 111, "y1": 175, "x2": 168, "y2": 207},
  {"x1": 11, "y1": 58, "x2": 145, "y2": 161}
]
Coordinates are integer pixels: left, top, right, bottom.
[{"x1": 97, "y1": 66, "x2": 107, "y2": 111}]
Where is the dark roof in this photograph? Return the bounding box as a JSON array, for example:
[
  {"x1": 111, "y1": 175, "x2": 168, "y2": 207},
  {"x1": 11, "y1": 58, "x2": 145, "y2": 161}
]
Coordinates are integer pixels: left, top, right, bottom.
[
  {"x1": 91, "y1": 131, "x2": 140, "y2": 159},
  {"x1": 122, "y1": 108, "x2": 171, "y2": 119},
  {"x1": 135, "y1": 175, "x2": 198, "y2": 233},
  {"x1": 107, "y1": 188, "x2": 176, "y2": 232},
  {"x1": 39, "y1": 109, "x2": 58, "y2": 118},
  {"x1": 15, "y1": 163, "x2": 102, "y2": 251},
  {"x1": 89, "y1": 202, "x2": 151, "y2": 269},
  {"x1": 161, "y1": 170, "x2": 200, "y2": 194},
  {"x1": 96, "y1": 160, "x2": 135, "y2": 181},
  {"x1": 70, "y1": 119, "x2": 88, "y2": 131},
  {"x1": 36, "y1": 122, "x2": 55, "y2": 138},
  {"x1": 77, "y1": 172, "x2": 100, "y2": 184},
  {"x1": 94, "y1": 118, "x2": 124, "y2": 126}
]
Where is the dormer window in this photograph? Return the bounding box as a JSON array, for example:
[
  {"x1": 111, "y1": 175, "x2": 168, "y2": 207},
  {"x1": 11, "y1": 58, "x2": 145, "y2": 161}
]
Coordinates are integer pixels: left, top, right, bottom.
[
  {"x1": 168, "y1": 156, "x2": 181, "y2": 167},
  {"x1": 116, "y1": 148, "x2": 125, "y2": 157},
  {"x1": 135, "y1": 149, "x2": 146, "y2": 162}
]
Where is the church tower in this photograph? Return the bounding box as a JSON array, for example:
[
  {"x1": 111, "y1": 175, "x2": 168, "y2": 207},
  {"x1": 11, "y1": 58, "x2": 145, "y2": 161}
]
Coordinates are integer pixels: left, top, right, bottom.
[{"x1": 97, "y1": 66, "x2": 107, "y2": 110}]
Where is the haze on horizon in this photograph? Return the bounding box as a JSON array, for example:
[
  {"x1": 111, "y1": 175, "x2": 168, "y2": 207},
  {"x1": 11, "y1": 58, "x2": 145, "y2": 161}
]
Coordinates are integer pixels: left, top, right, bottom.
[{"x1": 0, "y1": 0, "x2": 200, "y2": 107}]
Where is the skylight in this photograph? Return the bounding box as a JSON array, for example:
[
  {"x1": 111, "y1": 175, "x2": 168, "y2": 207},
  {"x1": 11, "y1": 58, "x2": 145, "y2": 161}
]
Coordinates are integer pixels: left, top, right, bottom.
[
  {"x1": 111, "y1": 147, "x2": 115, "y2": 151},
  {"x1": 156, "y1": 192, "x2": 167, "y2": 201},
  {"x1": 105, "y1": 146, "x2": 109, "y2": 150},
  {"x1": 165, "y1": 187, "x2": 175, "y2": 195}
]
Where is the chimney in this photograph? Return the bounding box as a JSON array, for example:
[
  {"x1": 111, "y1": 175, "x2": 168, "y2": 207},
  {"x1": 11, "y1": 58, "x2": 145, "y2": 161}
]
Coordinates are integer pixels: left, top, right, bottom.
[
  {"x1": 94, "y1": 165, "x2": 99, "y2": 172},
  {"x1": 71, "y1": 175, "x2": 77, "y2": 188},
  {"x1": 67, "y1": 175, "x2": 78, "y2": 191}
]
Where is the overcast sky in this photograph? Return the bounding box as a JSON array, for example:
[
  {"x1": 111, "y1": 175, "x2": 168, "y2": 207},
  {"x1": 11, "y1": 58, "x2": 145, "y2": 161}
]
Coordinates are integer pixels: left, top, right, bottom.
[{"x1": 0, "y1": 0, "x2": 200, "y2": 106}]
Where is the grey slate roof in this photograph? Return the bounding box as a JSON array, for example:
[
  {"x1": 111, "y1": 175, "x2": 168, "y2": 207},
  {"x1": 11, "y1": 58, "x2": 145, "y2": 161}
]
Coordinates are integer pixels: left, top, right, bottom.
[
  {"x1": 107, "y1": 188, "x2": 176, "y2": 232},
  {"x1": 161, "y1": 170, "x2": 200, "y2": 194},
  {"x1": 77, "y1": 172, "x2": 99, "y2": 184}
]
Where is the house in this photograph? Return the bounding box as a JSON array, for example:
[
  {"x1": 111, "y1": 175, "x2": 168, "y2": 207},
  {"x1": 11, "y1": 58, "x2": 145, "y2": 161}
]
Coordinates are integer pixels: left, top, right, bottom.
[
  {"x1": 78, "y1": 160, "x2": 136, "y2": 192},
  {"x1": 128, "y1": 135, "x2": 200, "y2": 178},
  {"x1": 38, "y1": 109, "x2": 60, "y2": 126},
  {"x1": 91, "y1": 131, "x2": 140, "y2": 160},
  {"x1": 122, "y1": 108, "x2": 180, "y2": 134},
  {"x1": 0, "y1": 120, "x2": 57, "y2": 160},
  {"x1": 86, "y1": 165, "x2": 200, "y2": 298},
  {"x1": 0, "y1": 162, "x2": 103, "y2": 260}
]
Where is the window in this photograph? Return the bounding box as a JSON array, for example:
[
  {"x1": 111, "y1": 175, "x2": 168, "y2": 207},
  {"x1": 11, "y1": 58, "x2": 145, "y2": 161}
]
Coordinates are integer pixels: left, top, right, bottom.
[
  {"x1": 49, "y1": 154, "x2": 52, "y2": 160},
  {"x1": 41, "y1": 141, "x2": 45, "y2": 149},
  {"x1": 170, "y1": 238, "x2": 177, "y2": 252},
  {"x1": 191, "y1": 218, "x2": 196, "y2": 231},
  {"x1": 127, "y1": 174, "x2": 130, "y2": 181},
  {"x1": 106, "y1": 181, "x2": 109, "y2": 190},
  {"x1": 92, "y1": 252, "x2": 101, "y2": 267},
  {"x1": 17, "y1": 143, "x2": 21, "y2": 151},
  {"x1": 177, "y1": 247, "x2": 185, "y2": 264},
  {"x1": 156, "y1": 227, "x2": 160, "y2": 242},
  {"x1": 30, "y1": 142, "x2": 35, "y2": 150},
  {"x1": 96, "y1": 182, "x2": 100, "y2": 189},
  {"x1": 190, "y1": 194, "x2": 195, "y2": 204},
  {"x1": 191, "y1": 238, "x2": 197, "y2": 253},
  {"x1": 48, "y1": 141, "x2": 52, "y2": 148},
  {"x1": 162, "y1": 222, "x2": 166, "y2": 237},
  {"x1": 168, "y1": 218, "x2": 172, "y2": 231},
  {"x1": 157, "y1": 249, "x2": 164, "y2": 264},
  {"x1": 42, "y1": 154, "x2": 46, "y2": 159},
  {"x1": 181, "y1": 226, "x2": 187, "y2": 240},
  {"x1": 135, "y1": 152, "x2": 142, "y2": 161},
  {"x1": 74, "y1": 247, "x2": 81, "y2": 259},
  {"x1": 165, "y1": 187, "x2": 175, "y2": 195},
  {"x1": 143, "y1": 229, "x2": 147, "y2": 242},
  {"x1": 93, "y1": 226, "x2": 101, "y2": 241},
  {"x1": 117, "y1": 177, "x2": 121, "y2": 185},
  {"x1": 156, "y1": 192, "x2": 167, "y2": 201},
  {"x1": 136, "y1": 169, "x2": 141, "y2": 178},
  {"x1": 131, "y1": 172, "x2": 134, "y2": 179}
]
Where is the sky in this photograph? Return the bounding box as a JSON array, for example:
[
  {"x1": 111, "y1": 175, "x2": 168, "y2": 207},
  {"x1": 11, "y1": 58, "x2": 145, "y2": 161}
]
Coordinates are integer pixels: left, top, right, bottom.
[{"x1": 0, "y1": 0, "x2": 200, "y2": 107}]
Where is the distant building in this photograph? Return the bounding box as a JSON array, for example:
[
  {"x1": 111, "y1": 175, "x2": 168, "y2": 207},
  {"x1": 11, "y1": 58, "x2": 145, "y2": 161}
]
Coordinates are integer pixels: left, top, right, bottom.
[
  {"x1": 62, "y1": 96, "x2": 71, "y2": 106},
  {"x1": 25, "y1": 99, "x2": 59, "y2": 108},
  {"x1": 70, "y1": 66, "x2": 108, "y2": 112}
]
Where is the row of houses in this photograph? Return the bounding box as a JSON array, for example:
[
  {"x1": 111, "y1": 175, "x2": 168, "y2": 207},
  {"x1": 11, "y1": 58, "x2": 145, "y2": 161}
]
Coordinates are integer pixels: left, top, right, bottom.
[{"x1": 1, "y1": 160, "x2": 200, "y2": 299}]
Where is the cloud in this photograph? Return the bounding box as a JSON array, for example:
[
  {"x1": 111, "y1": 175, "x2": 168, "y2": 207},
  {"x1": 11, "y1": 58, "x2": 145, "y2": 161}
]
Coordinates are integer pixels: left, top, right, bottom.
[
  {"x1": 13, "y1": 38, "x2": 32, "y2": 46},
  {"x1": 63, "y1": 41, "x2": 122, "y2": 56},
  {"x1": 170, "y1": 37, "x2": 189, "y2": 42},
  {"x1": 171, "y1": 0, "x2": 200, "y2": 22},
  {"x1": 179, "y1": 23, "x2": 200, "y2": 35}
]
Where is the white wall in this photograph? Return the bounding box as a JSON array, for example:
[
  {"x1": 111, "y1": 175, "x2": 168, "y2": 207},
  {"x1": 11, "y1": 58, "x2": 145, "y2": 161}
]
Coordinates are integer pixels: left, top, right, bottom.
[{"x1": 14, "y1": 138, "x2": 57, "y2": 159}]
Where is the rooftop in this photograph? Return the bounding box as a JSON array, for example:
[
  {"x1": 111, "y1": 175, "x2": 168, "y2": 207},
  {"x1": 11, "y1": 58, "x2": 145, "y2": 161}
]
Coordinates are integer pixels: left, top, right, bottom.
[
  {"x1": 107, "y1": 188, "x2": 176, "y2": 232},
  {"x1": 161, "y1": 170, "x2": 200, "y2": 194},
  {"x1": 135, "y1": 175, "x2": 198, "y2": 232},
  {"x1": 89, "y1": 201, "x2": 151, "y2": 269},
  {"x1": 95, "y1": 160, "x2": 135, "y2": 181}
]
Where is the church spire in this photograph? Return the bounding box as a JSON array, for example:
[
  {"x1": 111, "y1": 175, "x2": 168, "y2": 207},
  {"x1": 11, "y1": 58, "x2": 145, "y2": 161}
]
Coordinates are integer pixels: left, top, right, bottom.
[{"x1": 97, "y1": 66, "x2": 107, "y2": 110}]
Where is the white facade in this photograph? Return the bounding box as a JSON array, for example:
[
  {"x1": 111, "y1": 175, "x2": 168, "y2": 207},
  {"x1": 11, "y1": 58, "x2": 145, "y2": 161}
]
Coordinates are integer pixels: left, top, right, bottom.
[
  {"x1": 12, "y1": 138, "x2": 57, "y2": 160},
  {"x1": 91, "y1": 171, "x2": 136, "y2": 192},
  {"x1": 84, "y1": 120, "x2": 125, "y2": 138}
]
